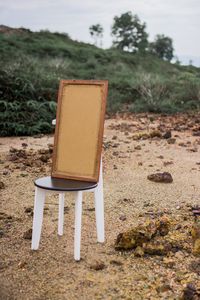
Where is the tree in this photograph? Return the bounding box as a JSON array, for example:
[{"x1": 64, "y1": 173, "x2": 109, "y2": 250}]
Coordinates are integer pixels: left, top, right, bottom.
[
  {"x1": 89, "y1": 24, "x2": 104, "y2": 47},
  {"x1": 149, "y1": 34, "x2": 174, "y2": 61},
  {"x1": 111, "y1": 11, "x2": 148, "y2": 53}
]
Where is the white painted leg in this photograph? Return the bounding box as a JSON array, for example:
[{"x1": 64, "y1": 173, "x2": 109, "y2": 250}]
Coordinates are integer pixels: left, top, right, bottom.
[
  {"x1": 74, "y1": 191, "x2": 82, "y2": 261},
  {"x1": 31, "y1": 187, "x2": 46, "y2": 250},
  {"x1": 58, "y1": 193, "x2": 65, "y2": 236},
  {"x1": 94, "y1": 182, "x2": 105, "y2": 243}
]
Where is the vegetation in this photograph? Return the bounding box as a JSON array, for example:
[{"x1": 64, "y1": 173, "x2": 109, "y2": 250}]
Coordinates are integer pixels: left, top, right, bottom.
[
  {"x1": 149, "y1": 34, "x2": 174, "y2": 61},
  {"x1": 111, "y1": 11, "x2": 148, "y2": 53},
  {"x1": 0, "y1": 26, "x2": 200, "y2": 136},
  {"x1": 89, "y1": 24, "x2": 104, "y2": 47}
]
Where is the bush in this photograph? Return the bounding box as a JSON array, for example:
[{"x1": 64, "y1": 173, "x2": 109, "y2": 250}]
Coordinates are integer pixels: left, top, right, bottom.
[{"x1": 0, "y1": 29, "x2": 200, "y2": 136}]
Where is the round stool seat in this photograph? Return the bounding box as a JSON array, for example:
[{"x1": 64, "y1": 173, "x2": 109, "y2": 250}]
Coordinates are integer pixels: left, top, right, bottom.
[{"x1": 34, "y1": 176, "x2": 98, "y2": 192}]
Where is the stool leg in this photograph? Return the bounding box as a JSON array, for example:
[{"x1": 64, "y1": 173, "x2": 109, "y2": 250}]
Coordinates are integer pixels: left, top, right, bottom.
[
  {"x1": 31, "y1": 187, "x2": 46, "y2": 250},
  {"x1": 94, "y1": 183, "x2": 105, "y2": 243},
  {"x1": 58, "y1": 193, "x2": 65, "y2": 236},
  {"x1": 74, "y1": 191, "x2": 82, "y2": 261}
]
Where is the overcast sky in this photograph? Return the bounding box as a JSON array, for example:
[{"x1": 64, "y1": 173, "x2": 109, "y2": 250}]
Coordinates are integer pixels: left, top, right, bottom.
[{"x1": 0, "y1": 0, "x2": 200, "y2": 65}]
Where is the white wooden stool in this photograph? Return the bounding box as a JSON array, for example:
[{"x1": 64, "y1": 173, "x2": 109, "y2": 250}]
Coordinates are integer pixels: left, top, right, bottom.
[{"x1": 31, "y1": 163, "x2": 104, "y2": 261}]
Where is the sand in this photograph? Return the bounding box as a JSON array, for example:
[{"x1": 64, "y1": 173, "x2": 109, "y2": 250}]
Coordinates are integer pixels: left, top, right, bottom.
[{"x1": 0, "y1": 113, "x2": 200, "y2": 300}]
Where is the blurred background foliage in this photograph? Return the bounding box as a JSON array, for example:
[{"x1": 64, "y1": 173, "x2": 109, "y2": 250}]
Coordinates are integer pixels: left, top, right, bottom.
[{"x1": 0, "y1": 27, "x2": 200, "y2": 136}]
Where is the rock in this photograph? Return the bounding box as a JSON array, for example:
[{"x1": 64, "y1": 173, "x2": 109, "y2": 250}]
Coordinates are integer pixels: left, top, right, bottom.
[
  {"x1": 147, "y1": 172, "x2": 173, "y2": 183},
  {"x1": 0, "y1": 229, "x2": 4, "y2": 238},
  {"x1": 112, "y1": 143, "x2": 119, "y2": 148},
  {"x1": 156, "y1": 284, "x2": 171, "y2": 293},
  {"x1": 181, "y1": 283, "x2": 197, "y2": 300},
  {"x1": 149, "y1": 130, "x2": 162, "y2": 138},
  {"x1": 0, "y1": 181, "x2": 5, "y2": 189},
  {"x1": 119, "y1": 215, "x2": 127, "y2": 221},
  {"x1": 163, "y1": 257, "x2": 175, "y2": 268},
  {"x1": 163, "y1": 161, "x2": 173, "y2": 166},
  {"x1": 193, "y1": 239, "x2": 200, "y2": 256},
  {"x1": 40, "y1": 155, "x2": 49, "y2": 163},
  {"x1": 115, "y1": 220, "x2": 158, "y2": 250},
  {"x1": 90, "y1": 261, "x2": 105, "y2": 271},
  {"x1": 134, "y1": 246, "x2": 144, "y2": 257},
  {"x1": 2, "y1": 170, "x2": 10, "y2": 175},
  {"x1": 47, "y1": 143, "x2": 53, "y2": 153},
  {"x1": 18, "y1": 261, "x2": 27, "y2": 268},
  {"x1": 163, "y1": 131, "x2": 172, "y2": 139},
  {"x1": 21, "y1": 143, "x2": 28, "y2": 148},
  {"x1": 24, "y1": 207, "x2": 33, "y2": 214},
  {"x1": 191, "y1": 222, "x2": 200, "y2": 241},
  {"x1": 112, "y1": 151, "x2": 119, "y2": 156},
  {"x1": 189, "y1": 260, "x2": 200, "y2": 275},
  {"x1": 156, "y1": 216, "x2": 170, "y2": 236},
  {"x1": 23, "y1": 228, "x2": 32, "y2": 240},
  {"x1": 142, "y1": 241, "x2": 171, "y2": 256},
  {"x1": 110, "y1": 259, "x2": 123, "y2": 266},
  {"x1": 193, "y1": 131, "x2": 200, "y2": 137},
  {"x1": 167, "y1": 138, "x2": 176, "y2": 144},
  {"x1": 85, "y1": 207, "x2": 95, "y2": 212},
  {"x1": 134, "y1": 145, "x2": 141, "y2": 150}
]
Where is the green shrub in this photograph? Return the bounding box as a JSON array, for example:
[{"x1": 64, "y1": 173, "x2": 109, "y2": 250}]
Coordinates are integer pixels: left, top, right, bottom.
[{"x1": 0, "y1": 29, "x2": 200, "y2": 136}]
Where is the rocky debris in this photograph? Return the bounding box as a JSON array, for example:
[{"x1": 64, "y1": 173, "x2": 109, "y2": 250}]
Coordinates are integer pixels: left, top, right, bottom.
[
  {"x1": 163, "y1": 257, "x2": 175, "y2": 268},
  {"x1": 112, "y1": 135, "x2": 117, "y2": 140},
  {"x1": 23, "y1": 228, "x2": 32, "y2": 240},
  {"x1": 191, "y1": 221, "x2": 200, "y2": 256},
  {"x1": 133, "y1": 130, "x2": 162, "y2": 140},
  {"x1": 18, "y1": 261, "x2": 27, "y2": 269},
  {"x1": 119, "y1": 215, "x2": 127, "y2": 221},
  {"x1": 193, "y1": 131, "x2": 200, "y2": 137},
  {"x1": 142, "y1": 240, "x2": 171, "y2": 256},
  {"x1": 156, "y1": 216, "x2": 170, "y2": 236},
  {"x1": 89, "y1": 261, "x2": 106, "y2": 271},
  {"x1": 163, "y1": 131, "x2": 172, "y2": 139},
  {"x1": 163, "y1": 161, "x2": 174, "y2": 166},
  {"x1": 134, "y1": 145, "x2": 141, "y2": 150},
  {"x1": 188, "y1": 147, "x2": 198, "y2": 153},
  {"x1": 0, "y1": 181, "x2": 5, "y2": 189},
  {"x1": 0, "y1": 212, "x2": 13, "y2": 221},
  {"x1": 179, "y1": 142, "x2": 188, "y2": 147},
  {"x1": 181, "y1": 283, "x2": 200, "y2": 300},
  {"x1": 47, "y1": 143, "x2": 53, "y2": 153},
  {"x1": 134, "y1": 246, "x2": 144, "y2": 257},
  {"x1": 24, "y1": 207, "x2": 33, "y2": 214},
  {"x1": 2, "y1": 169, "x2": 10, "y2": 175},
  {"x1": 115, "y1": 217, "x2": 170, "y2": 252},
  {"x1": 21, "y1": 143, "x2": 28, "y2": 148},
  {"x1": 109, "y1": 259, "x2": 123, "y2": 266},
  {"x1": 7, "y1": 146, "x2": 52, "y2": 171},
  {"x1": 147, "y1": 172, "x2": 173, "y2": 183},
  {"x1": 0, "y1": 229, "x2": 4, "y2": 237},
  {"x1": 189, "y1": 260, "x2": 200, "y2": 275},
  {"x1": 156, "y1": 284, "x2": 172, "y2": 293},
  {"x1": 167, "y1": 138, "x2": 176, "y2": 144},
  {"x1": 24, "y1": 207, "x2": 33, "y2": 216}
]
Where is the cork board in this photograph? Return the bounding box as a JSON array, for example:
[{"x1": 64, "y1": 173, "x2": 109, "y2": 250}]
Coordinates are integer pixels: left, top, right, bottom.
[{"x1": 52, "y1": 80, "x2": 108, "y2": 182}]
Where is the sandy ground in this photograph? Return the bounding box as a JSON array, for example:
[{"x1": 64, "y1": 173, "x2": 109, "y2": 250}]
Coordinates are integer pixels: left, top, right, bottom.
[{"x1": 0, "y1": 113, "x2": 200, "y2": 300}]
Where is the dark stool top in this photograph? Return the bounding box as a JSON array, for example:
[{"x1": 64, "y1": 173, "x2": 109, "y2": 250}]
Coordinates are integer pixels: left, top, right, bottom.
[{"x1": 34, "y1": 176, "x2": 98, "y2": 192}]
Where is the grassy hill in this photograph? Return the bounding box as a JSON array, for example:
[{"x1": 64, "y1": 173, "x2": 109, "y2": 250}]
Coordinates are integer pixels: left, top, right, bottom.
[{"x1": 0, "y1": 25, "x2": 200, "y2": 136}]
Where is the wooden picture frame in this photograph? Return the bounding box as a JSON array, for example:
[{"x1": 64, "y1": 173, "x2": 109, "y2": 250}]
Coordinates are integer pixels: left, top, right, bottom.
[{"x1": 51, "y1": 80, "x2": 108, "y2": 182}]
